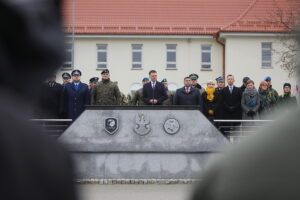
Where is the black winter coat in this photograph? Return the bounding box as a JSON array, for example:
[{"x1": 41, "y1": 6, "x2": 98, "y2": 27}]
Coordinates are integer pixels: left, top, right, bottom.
[
  {"x1": 220, "y1": 86, "x2": 242, "y2": 119},
  {"x1": 202, "y1": 90, "x2": 219, "y2": 118},
  {"x1": 37, "y1": 82, "x2": 63, "y2": 118}
]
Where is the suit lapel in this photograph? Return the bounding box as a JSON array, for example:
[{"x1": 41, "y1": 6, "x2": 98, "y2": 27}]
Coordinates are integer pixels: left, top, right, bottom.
[
  {"x1": 71, "y1": 82, "x2": 82, "y2": 92},
  {"x1": 232, "y1": 86, "x2": 238, "y2": 95},
  {"x1": 71, "y1": 82, "x2": 76, "y2": 91},
  {"x1": 182, "y1": 87, "x2": 192, "y2": 94},
  {"x1": 153, "y1": 82, "x2": 158, "y2": 90},
  {"x1": 77, "y1": 82, "x2": 82, "y2": 92},
  {"x1": 227, "y1": 86, "x2": 236, "y2": 96},
  {"x1": 147, "y1": 82, "x2": 153, "y2": 91},
  {"x1": 232, "y1": 86, "x2": 236, "y2": 95},
  {"x1": 225, "y1": 86, "x2": 230, "y2": 95},
  {"x1": 180, "y1": 87, "x2": 186, "y2": 94}
]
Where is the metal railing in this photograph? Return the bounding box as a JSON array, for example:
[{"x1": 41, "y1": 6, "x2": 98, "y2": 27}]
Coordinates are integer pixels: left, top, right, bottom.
[
  {"x1": 29, "y1": 119, "x2": 72, "y2": 139},
  {"x1": 29, "y1": 118, "x2": 273, "y2": 142},
  {"x1": 214, "y1": 119, "x2": 274, "y2": 143}
]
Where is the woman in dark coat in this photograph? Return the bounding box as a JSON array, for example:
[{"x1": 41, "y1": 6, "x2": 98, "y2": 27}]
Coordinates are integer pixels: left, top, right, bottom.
[
  {"x1": 241, "y1": 80, "x2": 260, "y2": 121},
  {"x1": 258, "y1": 81, "x2": 274, "y2": 119},
  {"x1": 202, "y1": 80, "x2": 219, "y2": 122}
]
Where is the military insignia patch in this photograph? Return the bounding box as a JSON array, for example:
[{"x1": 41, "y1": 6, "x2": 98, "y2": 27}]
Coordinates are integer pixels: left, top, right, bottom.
[
  {"x1": 163, "y1": 118, "x2": 180, "y2": 135},
  {"x1": 104, "y1": 118, "x2": 119, "y2": 135},
  {"x1": 134, "y1": 113, "x2": 151, "y2": 136}
]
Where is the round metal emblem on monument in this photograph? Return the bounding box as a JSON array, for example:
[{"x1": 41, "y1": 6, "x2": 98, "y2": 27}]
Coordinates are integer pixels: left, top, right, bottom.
[{"x1": 163, "y1": 118, "x2": 180, "y2": 135}]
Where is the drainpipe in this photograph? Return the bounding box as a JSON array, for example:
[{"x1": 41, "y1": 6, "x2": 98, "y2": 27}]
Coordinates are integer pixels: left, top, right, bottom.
[
  {"x1": 215, "y1": 33, "x2": 225, "y2": 78},
  {"x1": 72, "y1": 0, "x2": 76, "y2": 68}
]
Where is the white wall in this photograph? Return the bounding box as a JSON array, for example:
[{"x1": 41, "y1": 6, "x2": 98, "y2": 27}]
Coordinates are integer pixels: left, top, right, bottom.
[
  {"x1": 57, "y1": 37, "x2": 223, "y2": 94},
  {"x1": 225, "y1": 36, "x2": 297, "y2": 96}
]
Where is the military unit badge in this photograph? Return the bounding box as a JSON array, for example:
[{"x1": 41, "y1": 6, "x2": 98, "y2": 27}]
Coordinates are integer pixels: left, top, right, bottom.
[
  {"x1": 104, "y1": 118, "x2": 119, "y2": 135},
  {"x1": 134, "y1": 113, "x2": 151, "y2": 136},
  {"x1": 163, "y1": 118, "x2": 180, "y2": 135},
  {"x1": 103, "y1": 115, "x2": 180, "y2": 136}
]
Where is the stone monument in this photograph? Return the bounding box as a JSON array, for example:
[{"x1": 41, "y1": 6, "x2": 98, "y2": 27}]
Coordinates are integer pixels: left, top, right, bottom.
[{"x1": 59, "y1": 106, "x2": 229, "y2": 180}]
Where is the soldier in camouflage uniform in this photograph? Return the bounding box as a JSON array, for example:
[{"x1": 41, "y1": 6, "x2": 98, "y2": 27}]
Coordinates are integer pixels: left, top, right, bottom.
[
  {"x1": 161, "y1": 78, "x2": 174, "y2": 105},
  {"x1": 91, "y1": 69, "x2": 121, "y2": 105},
  {"x1": 120, "y1": 92, "x2": 129, "y2": 105},
  {"x1": 131, "y1": 77, "x2": 149, "y2": 105},
  {"x1": 127, "y1": 94, "x2": 132, "y2": 104},
  {"x1": 265, "y1": 76, "x2": 279, "y2": 108},
  {"x1": 190, "y1": 74, "x2": 205, "y2": 95},
  {"x1": 278, "y1": 83, "x2": 297, "y2": 114}
]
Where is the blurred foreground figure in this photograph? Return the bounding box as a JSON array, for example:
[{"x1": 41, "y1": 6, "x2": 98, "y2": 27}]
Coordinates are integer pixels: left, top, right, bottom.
[
  {"x1": 192, "y1": 29, "x2": 300, "y2": 200},
  {"x1": 36, "y1": 74, "x2": 63, "y2": 118},
  {"x1": 192, "y1": 110, "x2": 300, "y2": 200},
  {"x1": 0, "y1": 0, "x2": 77, "y2": 199}
]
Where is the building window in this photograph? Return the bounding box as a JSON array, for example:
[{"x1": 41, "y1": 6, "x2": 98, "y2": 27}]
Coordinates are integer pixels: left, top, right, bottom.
[
  {"x1": 62, "y1": 43, "x2": 73, "y2": 69},
  {"x1": 166, "y1": 44, "x2": 177, "y2": 68},
  {"x1": 97, "y1": 44, "x2": 108, "y2": 69},
  {"x1": 201, "y1": 45, "x2": 211, "y2": 69},
  {"x1": 262, "y1": 42, "x2": 272, "y2": 68},
  {"x1": 132, "y1": 44, "x2": 143, "y2": 69}
]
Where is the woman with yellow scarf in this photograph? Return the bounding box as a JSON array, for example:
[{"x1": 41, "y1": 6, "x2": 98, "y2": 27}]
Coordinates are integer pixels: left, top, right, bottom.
[{"x1": 202, "y1": 80, "x2": 219, "y2": 123}]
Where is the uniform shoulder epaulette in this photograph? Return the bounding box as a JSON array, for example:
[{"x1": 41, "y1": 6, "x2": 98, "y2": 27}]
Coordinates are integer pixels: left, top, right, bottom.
[{"x1": 112, "y1": 81, "x2": 119, "y2": 86}]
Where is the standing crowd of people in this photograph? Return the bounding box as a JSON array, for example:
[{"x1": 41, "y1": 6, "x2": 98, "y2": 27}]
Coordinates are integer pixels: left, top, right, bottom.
[{"x1": 35, "y1": 69, "x2": 298, "y2": 129}]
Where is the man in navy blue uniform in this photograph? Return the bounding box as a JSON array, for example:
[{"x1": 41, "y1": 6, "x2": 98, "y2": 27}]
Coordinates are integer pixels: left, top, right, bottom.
[
  {"x1": 142, "y1": 70, "x2": 167, "y2": 105},
  {"x1": 62, "y1": 70, "x2": 89, "y2": 120}
]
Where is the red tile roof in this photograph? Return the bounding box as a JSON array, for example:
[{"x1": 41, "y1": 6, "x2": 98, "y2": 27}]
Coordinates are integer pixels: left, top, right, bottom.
[{"x1": 62, "y1": 0, "x2": 300, "y2": 35}]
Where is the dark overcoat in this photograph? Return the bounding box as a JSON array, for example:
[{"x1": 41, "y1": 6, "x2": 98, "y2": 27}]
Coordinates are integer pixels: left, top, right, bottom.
[
  {"x1": 62, "y1": 82, "x2": 89, "y2": 120},
  {"x1": 37, "y1": 82, "x2": 63, "y2": 118},
  {"x1": 220, "y1": 86, "x2": 242, "y2": 119}
]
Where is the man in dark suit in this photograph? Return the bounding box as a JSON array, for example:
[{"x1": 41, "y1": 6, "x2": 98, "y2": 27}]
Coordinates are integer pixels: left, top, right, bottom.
[
  {"x1": 142, "y1": 70, "x2": 167, "y2": 105},
  {"x1": 220, "y1": 74, "x2": 242, "y2": 120},
  {"x1": 36, "y1": 74, "x2": 63, "y2": 118},
  {"x1": 173, "y1": 77, "x2": 203, "y2": 111},
  {"x1": 62, "y1": 70, "x2": 90, "y2": 120},
  {"x1": 219, "y1": 74, "x2": 242, "y2": 136}
]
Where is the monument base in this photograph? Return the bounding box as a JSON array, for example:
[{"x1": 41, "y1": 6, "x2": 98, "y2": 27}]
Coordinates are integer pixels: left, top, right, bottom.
[{"x1": 59, "y1": 106, "x2": 229, "y2": 179}]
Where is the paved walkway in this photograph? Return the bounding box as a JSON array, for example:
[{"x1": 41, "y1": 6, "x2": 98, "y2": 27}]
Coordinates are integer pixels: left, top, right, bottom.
[{"x1": 78, "y1": 184, "x2": 196, "y2": 200}]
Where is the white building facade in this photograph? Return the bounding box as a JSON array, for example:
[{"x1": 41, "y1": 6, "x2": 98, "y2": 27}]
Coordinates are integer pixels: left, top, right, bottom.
[{"x1": 57, "y1": 34, "x2": 296, "y2": 96}]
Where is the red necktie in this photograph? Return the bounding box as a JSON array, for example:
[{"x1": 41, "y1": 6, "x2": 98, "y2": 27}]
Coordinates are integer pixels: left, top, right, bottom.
[{"x1": 186, "y1": 87, "x2": 189, "y2": 94}]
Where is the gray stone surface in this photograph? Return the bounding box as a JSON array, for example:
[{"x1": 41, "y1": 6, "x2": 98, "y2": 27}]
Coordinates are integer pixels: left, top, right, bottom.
[
  {"x1": 59, "y1": 107, "x2": 228, "y2": 152},
  {"x1": 72, "y1": 153, "x2": 213, "y2": 179},
  {"x1": 78, "y1": 184, "x2": 195, "y2": 200},
  {"x1": 59, "y1": 106, "x2": 229, "y2": 179}
]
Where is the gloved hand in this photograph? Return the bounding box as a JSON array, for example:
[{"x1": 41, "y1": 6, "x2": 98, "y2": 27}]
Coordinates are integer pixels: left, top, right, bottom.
[
  {"x1": 229, "y1": 106, "x2": 235, "y2": 112},
  {"x1": 247, "y1": 110, "x2": 255, "y2": 116},
  {"x1": 208, "y1": 110, "x2": 214, "y2": 115}
]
